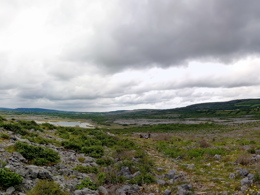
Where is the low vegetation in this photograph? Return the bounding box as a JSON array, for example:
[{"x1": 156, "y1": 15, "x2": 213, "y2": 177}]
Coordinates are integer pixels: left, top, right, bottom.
[
  {"x1": 0, "y1": 168, "x2": 23, "y2": 189},
  {"x1": 0, "y1": 99, "x2": 260, "y2": 194},
  {"x1": 14, "y1": 141, "x2": 60, "y2": 166},
  {"x1": 26, "y1": 180, "x2": 69, "y2": 195}
]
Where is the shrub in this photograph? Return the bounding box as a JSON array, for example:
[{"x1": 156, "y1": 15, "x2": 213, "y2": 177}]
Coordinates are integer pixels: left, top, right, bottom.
[
  {"x1": 78, "y1": 157, "x2": 85, "y2": 163},
  {"x1": 26, "y1": 180, "x2": 69, "y2": 195},
  {"x1": 0, "y1": 116, "x2": 6, "y2": 122},
  {"x1": 199, "y1": 140, "x2": 210, "y2": 148},
  {"x1": 236, "y1": 153, "x2": 252, "y2": 165},
  {"x1": 41, "y1": 123, "x2": 56, "y2": 130},
  {"x1": 0, "y1": 168, "x2": 23, "y2": 188},
  {"x1": 18, "y1": 120, "x2": 41, "y2": 131},
  {"x1": 61, "y1": 139, "x2": 82, "y2": 152},
  {"x1": 76, "y1": 177, "x2": 97, "y2": 190},
  {"x1": 15, "y1": 142, "x2": 60, "y2": 165},
  {"x1": 0, "y1": 123, "x2": 28, "y2": 135},
  {"x1": 25, "y1": 136, "x2": 53, "y2": 145},
  {"x1": 0, "y1": 160, "x2": 7, "y2": 168},
  {"x1": 118, "y1": 139, "x2": 135, "y2": 149},
  {"x1": 0, "y1": 133, "x2": 10, "y2": 139},
  {"x1": 254, "y1": 163, "x2": 260, "y2": 182},
  {"x1": 96, "y1": 157, "x2": 114, "y2": 166},
  {"x1": 97, "y1": 169, "x2": 126, "y2": 185},
  {"x1": 82, "y1": 146, "x2": 104, "y2": 158}
]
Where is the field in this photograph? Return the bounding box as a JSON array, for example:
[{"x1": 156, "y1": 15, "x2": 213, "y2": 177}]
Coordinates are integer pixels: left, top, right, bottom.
[{"x1": 1, "y1": 99, "x2": 260, "y2": 194}]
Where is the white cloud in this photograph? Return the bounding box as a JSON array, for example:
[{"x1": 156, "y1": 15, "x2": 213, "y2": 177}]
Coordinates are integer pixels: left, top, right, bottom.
[{"x1": 0, "y1": 0, "x2": 260, "y2": 111}]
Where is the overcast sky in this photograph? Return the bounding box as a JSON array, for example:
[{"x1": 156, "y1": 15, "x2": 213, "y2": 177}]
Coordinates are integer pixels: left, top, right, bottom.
[{"x1": 1, "y1": 0, "x2": 260, "y2": 112}]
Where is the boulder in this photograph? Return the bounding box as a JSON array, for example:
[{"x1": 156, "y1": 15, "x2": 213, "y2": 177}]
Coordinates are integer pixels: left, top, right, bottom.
[
  {"x1": 5, "y1": 187, "x2": 15, "y2": 195},
  {"x1": 120, "y1": 166, "x2": 132, "y2": 179},
  {"x1": 164, "y1": 189, "x2": 171, "y2": 195},
  {"x1": 165, "y1": 170, "x2": 176, "y2": 179},
  {"x1": 25, "y1": 165, "x2": 53, "y2": 180},
  {"x1": 156, "y1": 179, "x2": 166, "y2": 185},
  {"x1": 98, "y1": 186, "x2": 108, "y2": 195},
  {"x1": 115, "y1": 185, "x2": 139, "y2": 195},
  {"x1": 239, "y1": 168, "x2": 249, "y2": 177},
  {"x1": 74, "y1": 188, "x2": 98, "y2": 195},
  {"x1": 241, "y1": 177, "x2": 253, "y2": 186}
]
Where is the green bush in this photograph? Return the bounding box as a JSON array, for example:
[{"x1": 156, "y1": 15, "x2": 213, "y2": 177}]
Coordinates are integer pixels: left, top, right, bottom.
[
  {"x1": 41, "y1": 123, "x2": 56, "y2": 130},
  {"x1": 97, "y1": 170, "x2": 126, "y2": 185},
  {"x1": 26, "y1": 180, "x2": 69, "y2": 195},
  {"x1": 0, "y1": 116, "x2": 6, "y2": 122},
  {"x1": 96, "y1": 157, "x2": 114, "y2": 166},
  {"x1": 61, "y1": 139, "x2": 82, "y2": 152},
  {"x1": 18, "y1": 120, "x2": 41, "y2": 131},
  {"x1": 0, "y1": 168, "x2": 23, "y2": 188},
  {"x1": 15, "y1": 141, "x2": 60, "y2": 165},
  {"x1": 76, "y1": 177, "x2": 97, "y2": 190},
  {"x1": 118, "y1": 139, "x2": 135, "y2": 149},
  {"x1": 0, "y1": 133, "x2": 10, "y2": 139},
  {"x1": 82, "y1": 146, "x2": 104, "y2": 158},
  {"x1": 254, "y1": 171, "x2": 260, "y2": 182},
  {"x1": 25, "y1": 136, "x2": 53, "y2": 145},
  {"x1": 0, "y1": 123, "x2": 29, "y2": 135}
]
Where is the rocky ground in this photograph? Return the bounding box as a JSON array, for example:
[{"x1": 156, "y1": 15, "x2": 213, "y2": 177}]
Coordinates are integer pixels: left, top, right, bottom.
[{"x1": 1, "y1": 117, "x2": 260, "y2": 194}]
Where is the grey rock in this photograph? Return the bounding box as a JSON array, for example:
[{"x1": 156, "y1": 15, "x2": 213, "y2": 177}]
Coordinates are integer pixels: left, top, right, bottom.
[
  {"x1": 38, "y1": 169, "x2": 53, "y2": 180},
  {"x1": 214, "y1": 154, "x2": 222, "y2": 160},
  {"x1": 19, "y1": 179, "x2": 35, "y2": 191},
  {"x1": 6, "y1": 187, "x2": 15, "y2": 195},
  {"x1": 120, "y1": 166, "x2": 132, "y2": 179},
  {"x1": 74, "y1": 188, "x2": 98, "y2": 195},
  {"x1": 156, "y1": 167, "x2": 164, "y2": 172},
  {"x1": 248, "y1": 173, "x2": 254, "y2": 180},
  {"x1": 58, "y1": 168, "x2": 73, "y2": 176},
  {"x1": 98, "y1": 186, "x2": 108, "y2": 195},
  {"x1": 25, "y1": 165, "x2": 53, "y2": 180},
  {"x1": 229, "y1": 173, "x2": 236, "y2": 179},
  {"x1": 239, "y1": 168, "x2": 249, "y2": 177},
  {"x1": 180, "y1": 184, "x2": 192, "y2": 190},
  {"x1": 206, "y1": 163, "x2": 211, "y2": 167},
  {"x1": 187, "y1": 164, "x2": 195, "y2": 169},
  {"x1": 156, "y1": 179, "x2": 166, "y2": 185},
  {"x1": 155, "y1": 174, "x2": 165, "y2": 179},
  {"x1": 10, "y1": 152, "x2": 27, "y2": 163},
  {"x1": 166, "y1": 170, "x2": 176, "y2": 179},
  {"x1": 132, "y1": 171, "x2": 141, "y2": 178},
  {"x1": 167, "y1": 179, "x2": 174, "y2": 185},
  {"x1": 241, "y1": 177, "x2": 253, "y2": 186},
  {"x1": 164, "y1": 189, "x2": 171, "y2": 195},
  {"x1": 177, "y1": 184, "x2": 193, "y2": 195},
  {"x1": 116, "y1": 185, "x2": 139, "y2": 195},
  {"x1": 84, "y1": 157, "x2": 94, "y2": 163}
]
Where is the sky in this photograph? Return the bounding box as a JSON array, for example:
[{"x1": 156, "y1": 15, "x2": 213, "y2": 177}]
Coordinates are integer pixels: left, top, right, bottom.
[{"x1": 1, "y1": 0, "x2": 260, "y2": 112}]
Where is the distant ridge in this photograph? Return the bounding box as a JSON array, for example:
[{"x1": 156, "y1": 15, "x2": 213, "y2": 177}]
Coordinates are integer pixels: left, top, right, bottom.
[
  {"x1": 0, "y1": 98, "x2": 260, "y2": 113},
  {"x1": 0, "y1": 108, "x2": 64, "y2": 112},
  {"x1": 175, "y1": 98, "x2": 260, "y2": 111}
]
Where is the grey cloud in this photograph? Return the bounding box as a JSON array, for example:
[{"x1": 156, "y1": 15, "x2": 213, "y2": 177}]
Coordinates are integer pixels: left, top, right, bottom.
[{"x1": 63, "y1": 0, "x2": 260, "y2": 72}]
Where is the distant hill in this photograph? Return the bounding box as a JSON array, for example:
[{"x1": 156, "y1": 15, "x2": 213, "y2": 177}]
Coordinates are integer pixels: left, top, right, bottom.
[
  {"x1": 0, "y1": 108, "x2": 64, "y2": 112},
  {"x1": 0, "y1": 98, "x2": 260, "y2": 115},
  {"x1": 176, "y1": 99, "x2": 260, "y2": 111}
]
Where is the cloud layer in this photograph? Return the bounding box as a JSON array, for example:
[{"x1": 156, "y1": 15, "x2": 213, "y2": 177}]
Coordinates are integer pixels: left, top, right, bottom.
[{"x1": 0, "y1": 0, "x2": 260, "y2": 111}]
